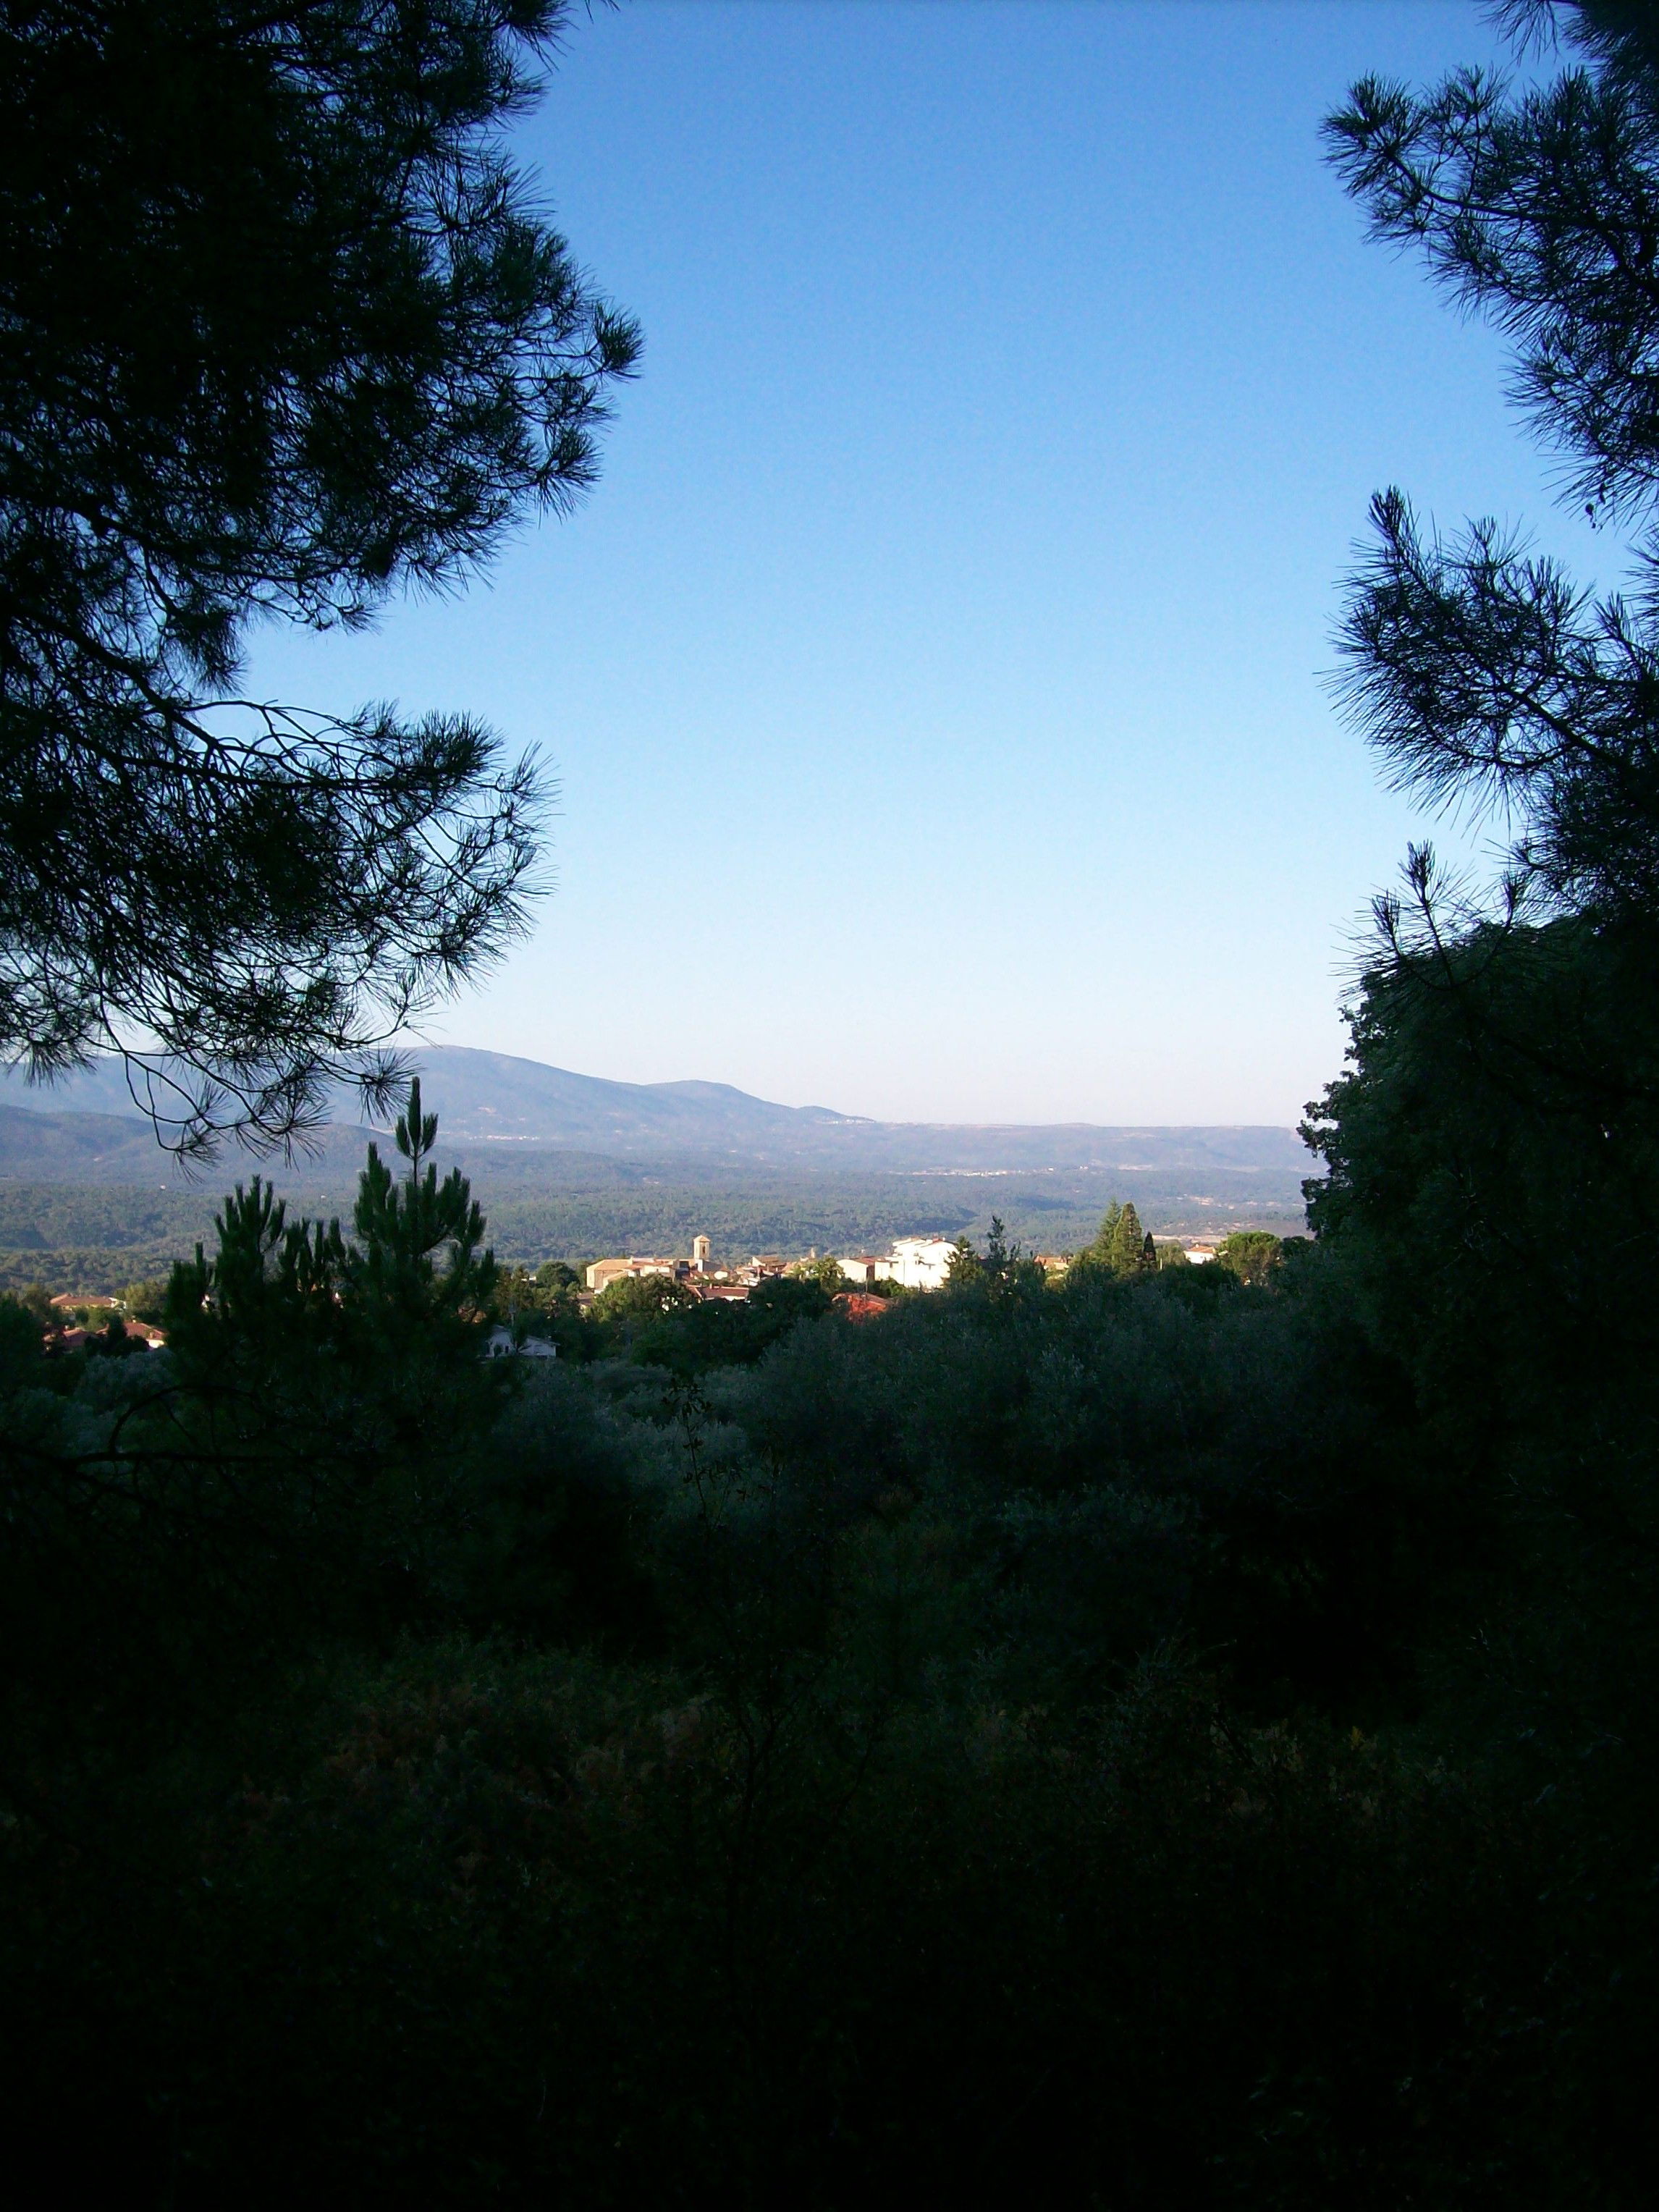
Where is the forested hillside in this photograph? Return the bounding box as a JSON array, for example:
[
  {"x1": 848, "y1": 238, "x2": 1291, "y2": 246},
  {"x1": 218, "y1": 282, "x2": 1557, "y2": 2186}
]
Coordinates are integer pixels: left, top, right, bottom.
[
  {"x1": 4, "y1": 4, "x2": 1659, "y2": 2205},
  {"x1": 0, "y1": 1157, "x2": 1306, "y2": 1293},
  {"x1": 0, "y1": 1049, "x2": 1310, "y2": 1172}
]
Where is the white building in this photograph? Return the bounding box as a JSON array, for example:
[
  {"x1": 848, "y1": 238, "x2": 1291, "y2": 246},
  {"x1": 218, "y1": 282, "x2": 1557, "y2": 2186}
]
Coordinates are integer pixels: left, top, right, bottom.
[
  {"x1": 874, "y1": 1236, "x2": 960, "y2": 1291},
  {"x1": 484, "y1": 1327, "x2": 558, "y2": 1359},
  {"x1": 585, "y1": 1257, "x2": 675, "y2": 1293},
  {"x1": 837, "y1": 1255, "x2": 887, "y2": 1287}
]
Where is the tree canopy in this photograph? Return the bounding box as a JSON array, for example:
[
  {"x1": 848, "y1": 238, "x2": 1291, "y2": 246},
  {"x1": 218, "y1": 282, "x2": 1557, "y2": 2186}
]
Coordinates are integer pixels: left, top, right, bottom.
[
  {"x1": 1078, "y1": 1199, "x2": 1154, "y2": 1278},
  {"x1": 12, "y1": 7, "x2": 1659, "y2": 2198},
  {"x1": 0, "y1": 2, "x2": 638, "y2": 1154},
  {"x1": 1324, "y1": 0, "x2": 1659, "y2": 934}
]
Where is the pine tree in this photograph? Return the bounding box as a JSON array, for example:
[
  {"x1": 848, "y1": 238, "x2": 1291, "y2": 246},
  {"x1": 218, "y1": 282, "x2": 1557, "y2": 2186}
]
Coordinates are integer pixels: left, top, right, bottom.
[
  {"x1": 1, "y1": 4, "x2": 640, "y2": 1155},
  {"x1": 1324, "y1": 1, "x2": 1659, "y2": 933},
  {"x1": 164, "y1": 1080, "x2": 502, "y2": 1479},
  {"x1": 345, "y1": 1078, "x2": 497, "y2": 1336},
  {"x1": 945, "y1": 1234, "x2": 984, "y2": 1288}
]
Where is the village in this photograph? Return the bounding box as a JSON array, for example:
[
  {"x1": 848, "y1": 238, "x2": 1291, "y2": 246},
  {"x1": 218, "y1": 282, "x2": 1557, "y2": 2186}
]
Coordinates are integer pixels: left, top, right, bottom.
[
  {"x1": 30, "y1": 1290, "x2": 167, "y2": 1353},
  {"x1": 22, "y1": 1230, "x2": 1237, "y2": 1361},
  {"x1": 582, "y1": 1231, "x2": 1225, "y2": 1300}
]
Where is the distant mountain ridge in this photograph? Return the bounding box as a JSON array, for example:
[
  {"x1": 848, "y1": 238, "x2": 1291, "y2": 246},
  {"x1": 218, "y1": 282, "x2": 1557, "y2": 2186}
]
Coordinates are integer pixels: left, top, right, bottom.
[{"x1": 0, "y1": 1048, "x2": 1309, "y2": 1176}]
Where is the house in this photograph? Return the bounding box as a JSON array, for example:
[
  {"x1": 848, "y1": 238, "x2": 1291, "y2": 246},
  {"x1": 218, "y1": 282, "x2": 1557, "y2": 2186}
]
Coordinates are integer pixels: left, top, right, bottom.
[
  {"x1": 45, "y1": 1315, "x2": 165, "y2": 1354},
  {"x1": 836, "y1": 1238, "x2": 960, "y2": 1291},
  {"x1": 879, "y1": 1236, "x2": 959, "y2": 1291},
  {"x1": 837, "y1": 1255, "x2": 887, "y2": 1287},
  {"x1": 585, "y1": 1256, "x2": 675, "y2": 1293},
  {"x1": 483, "y1": 1326, "x2": 557, "y2": 1359},
  {"x1": 832, "y1": 1292, "x2": 890, "y2": 1324},
  {"x1": 698, "y1": 1283, "x2": 749, "y2": 1304},
  {"x1": 1183, "y1": 1243, "x2": 1219, "y2": 1265},
  {"x1": 51, "y1": 1292, "x2": 117, "y2": 1314}
]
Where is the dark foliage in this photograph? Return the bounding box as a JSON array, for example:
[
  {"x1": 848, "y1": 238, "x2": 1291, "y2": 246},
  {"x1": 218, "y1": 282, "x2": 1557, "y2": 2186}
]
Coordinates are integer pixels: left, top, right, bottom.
[
  {"x1": 1326, "y1": 1, "x2": 1659, "y2": 924},
  {"x1": 0, "y1": 3, "x2": 638, "y2": 1154},
  {"x1": 7, "y1": 4, "x2": 1659, "y2": 2204},
  {"x1": 0, "y1": 1189, "x2": 1608, "y2": 2206}
]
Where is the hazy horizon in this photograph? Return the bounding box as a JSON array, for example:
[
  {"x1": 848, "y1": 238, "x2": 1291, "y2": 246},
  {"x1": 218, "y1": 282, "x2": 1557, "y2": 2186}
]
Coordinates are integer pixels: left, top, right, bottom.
[{"x1": 3, "y1": 1042, "x2": 1312, "y2": 1136}]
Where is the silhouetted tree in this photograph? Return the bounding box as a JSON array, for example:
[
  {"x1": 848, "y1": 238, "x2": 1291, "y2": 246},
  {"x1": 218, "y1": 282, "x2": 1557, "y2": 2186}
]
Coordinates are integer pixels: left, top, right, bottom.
[
  {"x1": 0, "y1": 3, "x2": 638, "y2": 1155},
  {"x1": 162, "y1": 1076, "x2": 504, "y2": 1526},
  {"x1": 1313, "y1": 0, "x2": 1659, "y2": 1293},
  {"x1": 1325, "y1": 1, "x2": 1659, "y2": 932}
]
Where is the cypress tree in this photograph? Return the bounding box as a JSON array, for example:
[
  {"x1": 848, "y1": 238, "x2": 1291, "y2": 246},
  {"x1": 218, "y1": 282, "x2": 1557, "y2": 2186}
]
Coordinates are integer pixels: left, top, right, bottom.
[
  {"x1": 1112, "y1": 1202, "x2": 1151, "y2": 1275},
  {"x1": 1084, "y1": 1203, "x2": 1123, "y2": 1268}
]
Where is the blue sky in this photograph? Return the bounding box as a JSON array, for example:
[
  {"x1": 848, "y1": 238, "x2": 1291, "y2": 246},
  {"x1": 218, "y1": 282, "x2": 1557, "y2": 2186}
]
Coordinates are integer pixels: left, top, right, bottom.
[{"x1": 248, "y1": 0, "x2": 1608, "y2": 1126}]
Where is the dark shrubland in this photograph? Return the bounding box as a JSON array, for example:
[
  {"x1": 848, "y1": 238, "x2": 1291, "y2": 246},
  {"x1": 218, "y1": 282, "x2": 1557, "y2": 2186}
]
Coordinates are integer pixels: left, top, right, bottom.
[
  {"x1": 0, "y1": 1157, "x2": 1616, "y2": 2205},
  {"x1": 8, "y1": 0, "x2": 1659, "y2": 2202}
]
